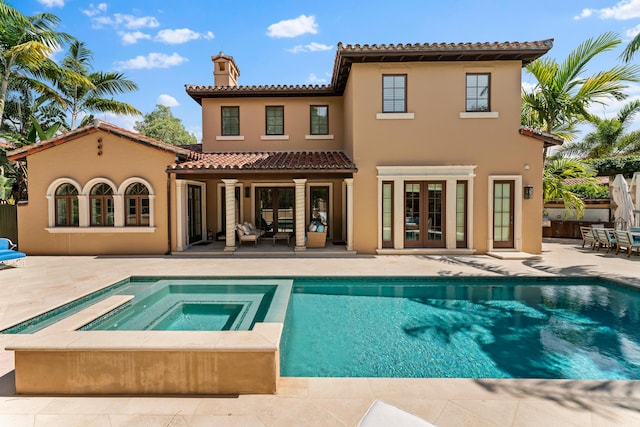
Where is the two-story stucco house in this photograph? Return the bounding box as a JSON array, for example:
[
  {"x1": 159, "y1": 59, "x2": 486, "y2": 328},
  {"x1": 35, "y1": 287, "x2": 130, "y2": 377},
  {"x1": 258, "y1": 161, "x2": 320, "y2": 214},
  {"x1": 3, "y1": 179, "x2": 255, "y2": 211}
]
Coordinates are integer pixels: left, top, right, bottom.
[{"x1": 8, "y1": 39, "x2": 561, "y2": 256}]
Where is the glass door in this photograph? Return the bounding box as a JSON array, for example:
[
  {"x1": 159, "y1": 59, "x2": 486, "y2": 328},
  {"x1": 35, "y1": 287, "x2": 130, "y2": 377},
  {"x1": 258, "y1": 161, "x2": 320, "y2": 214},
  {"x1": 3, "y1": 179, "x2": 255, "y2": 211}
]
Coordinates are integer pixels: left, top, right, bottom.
[
  {"x1": 404, "y1": 181, "x2": 445, "y2": 248},
  {"x1": 426, "y1": 182, "x2": 445, "y2": 247},
  {"x1": 187, "y1": 184, "x2": 202, "y2": 244},
  {"x1": 404, "y1": 182, "x2": 421, "y2": 247},
  {"x1": 493, "y1": 180, "x2": 514, "y2": 248},
  {"x1": 256, "y1": 187, "x2": 294, "y2": 235}
]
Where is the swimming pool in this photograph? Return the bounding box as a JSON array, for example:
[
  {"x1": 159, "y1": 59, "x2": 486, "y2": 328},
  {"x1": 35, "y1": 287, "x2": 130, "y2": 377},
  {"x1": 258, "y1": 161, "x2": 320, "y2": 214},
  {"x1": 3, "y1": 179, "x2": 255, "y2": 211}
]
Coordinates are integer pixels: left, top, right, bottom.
[
  {"x1": 280, "y1": 277, "x2": 640, "y2": 380},
  {"x1": 4, "y1": 276, "x2": 640, "y2": 382},
  {"x1": 1, "y1": 277, "x2": 291, "y2": 333}
]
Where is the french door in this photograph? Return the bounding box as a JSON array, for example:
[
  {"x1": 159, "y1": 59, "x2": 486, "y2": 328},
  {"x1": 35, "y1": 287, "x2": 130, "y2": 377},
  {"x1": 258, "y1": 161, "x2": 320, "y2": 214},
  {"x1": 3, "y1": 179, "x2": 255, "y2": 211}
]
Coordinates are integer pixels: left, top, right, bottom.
[
  {"x1": 255, "y1": 187, "x2": 294, "y2": 235},
  {"x1": 404, "y1": 181, "x2": 445, "y2": 248},
  {"x1": 187, "y1": 184, "x2": 202, "y2": 244},
  {"x1": 493, "y1": 180, "x2": 514, "y2": 248}
]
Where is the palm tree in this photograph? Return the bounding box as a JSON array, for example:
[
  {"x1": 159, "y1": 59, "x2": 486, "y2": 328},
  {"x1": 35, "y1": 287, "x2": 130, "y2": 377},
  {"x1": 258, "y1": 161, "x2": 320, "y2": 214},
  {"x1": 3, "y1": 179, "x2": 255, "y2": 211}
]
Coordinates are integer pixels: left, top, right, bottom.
[
  {"x1": 543, "y1": 158, "x2": 600, "y2": 219},
  {"x1": 0, "y1": 3, "x2": 82, "y2": 123},
  {"x1": 54, "y1": 40, "x2": 140, "y2": 129},
  {"x1": 554, "y1": 99, "x2": 640, "y2": 158},
  {"x1": 523, "y1": 32, "x2": 640, "y2": 154},
  {"x1": 622, "y1": 31, "x2": 640, "y2": 62}
]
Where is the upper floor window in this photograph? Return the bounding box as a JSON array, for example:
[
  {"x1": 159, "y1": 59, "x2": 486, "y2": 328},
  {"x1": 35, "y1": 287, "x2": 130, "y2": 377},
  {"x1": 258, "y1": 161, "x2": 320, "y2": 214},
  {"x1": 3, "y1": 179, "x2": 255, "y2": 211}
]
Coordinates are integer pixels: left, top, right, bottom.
[
  {"x1": 55, "y1": 183, "x2": 79, "y2": 226},
  {"x1": 125, "y1": 183, "x2": 150, "y2": 226},
  {"x1": 221, "y1": 106, "x2": 240, "y2": 136},
  {"x1": 310, "y1": 105, "x2": 329, "y2": 135},
  {"x1": 266, "y1": 106, "x2": 284, "y2": 135},
  {"x1": 466, "y1": 73, "x2": 490, "y2": 112},
  {"x1": 382, "y1": 74, "x2": 406, "y2": 113},
  {"x1": 90, "y1": 183, "x2": 114, "y2": 226}
]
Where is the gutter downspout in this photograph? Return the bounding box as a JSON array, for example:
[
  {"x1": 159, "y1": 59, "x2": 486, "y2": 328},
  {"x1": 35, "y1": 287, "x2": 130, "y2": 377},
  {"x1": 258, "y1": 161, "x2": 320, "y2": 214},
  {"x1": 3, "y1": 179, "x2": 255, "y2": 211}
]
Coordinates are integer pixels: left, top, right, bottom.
[{"x1": 166, "y1": 173, "x2": 172, "y2": 255}]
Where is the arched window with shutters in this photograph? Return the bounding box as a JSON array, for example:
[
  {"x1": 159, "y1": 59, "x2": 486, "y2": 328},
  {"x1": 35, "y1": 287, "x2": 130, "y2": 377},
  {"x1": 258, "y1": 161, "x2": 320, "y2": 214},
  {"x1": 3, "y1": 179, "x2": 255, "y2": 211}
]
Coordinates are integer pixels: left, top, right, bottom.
[
  {"x1": 125, "y1": 182, "x2": 150, "y2": 226},
  {"x1": 90, "y1": 183, "x2": 114, "y2": 226},
  {"x1": 55, "y1": 183, "x2": 79, "y2": 226}
]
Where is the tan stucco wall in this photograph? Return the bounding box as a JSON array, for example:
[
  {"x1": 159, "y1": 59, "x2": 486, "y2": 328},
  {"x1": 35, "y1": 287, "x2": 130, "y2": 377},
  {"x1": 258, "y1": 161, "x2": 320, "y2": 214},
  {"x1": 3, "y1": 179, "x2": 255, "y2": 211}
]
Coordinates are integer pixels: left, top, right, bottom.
[
  {"x1": 18, "y1": 130, "x2": 174, "y2": 255},
  {"x1": 346, "y1": 61, "x2": 544, "y2": 254},
  {"x1": 201, "y1": 96, "x2": 345, "y2": 152},
  {"x1": 14, "y1": 349, "x2": 278, "y2": 395}
]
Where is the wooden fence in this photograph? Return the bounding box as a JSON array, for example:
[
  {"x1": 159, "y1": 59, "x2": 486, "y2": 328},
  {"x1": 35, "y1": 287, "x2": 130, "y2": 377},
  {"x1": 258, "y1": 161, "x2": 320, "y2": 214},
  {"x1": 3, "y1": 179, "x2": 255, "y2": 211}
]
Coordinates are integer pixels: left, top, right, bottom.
[{"x1": 0, "y1": 201, "x2": 18, "y2": 243}]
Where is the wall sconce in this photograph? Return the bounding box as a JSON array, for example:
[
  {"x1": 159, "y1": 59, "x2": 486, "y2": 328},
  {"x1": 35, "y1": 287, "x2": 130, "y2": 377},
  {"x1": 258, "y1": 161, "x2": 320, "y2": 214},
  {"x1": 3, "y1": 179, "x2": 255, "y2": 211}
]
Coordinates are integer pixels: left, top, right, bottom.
[{"x1": 524, "y1": 185, "x2": 534, "y2": 199}]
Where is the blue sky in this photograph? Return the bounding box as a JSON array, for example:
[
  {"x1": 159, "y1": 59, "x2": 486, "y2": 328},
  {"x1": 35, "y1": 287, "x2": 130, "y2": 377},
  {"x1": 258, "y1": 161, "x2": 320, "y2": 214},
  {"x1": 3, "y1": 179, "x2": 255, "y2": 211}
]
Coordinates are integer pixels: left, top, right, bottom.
[{"x1": 15, "y1": 0, "x2": 640, "y2": 141}]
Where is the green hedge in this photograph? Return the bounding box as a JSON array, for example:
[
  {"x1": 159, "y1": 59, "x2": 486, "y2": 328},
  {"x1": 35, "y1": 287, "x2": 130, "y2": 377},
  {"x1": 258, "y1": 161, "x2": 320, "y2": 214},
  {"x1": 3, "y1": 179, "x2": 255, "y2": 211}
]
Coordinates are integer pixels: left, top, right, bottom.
[
  {"x1": 565, "y1": 183, "x2": 609, "y2": 199},
  {"x1": 585, "y1": 155, "x2": 640, "y2": 177}
]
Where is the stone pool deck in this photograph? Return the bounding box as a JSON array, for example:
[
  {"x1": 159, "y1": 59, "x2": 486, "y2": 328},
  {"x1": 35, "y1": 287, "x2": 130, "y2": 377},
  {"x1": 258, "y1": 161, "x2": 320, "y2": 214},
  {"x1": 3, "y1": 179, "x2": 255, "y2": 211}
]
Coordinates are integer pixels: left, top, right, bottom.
[{"x1": 0, "y1": 238, "x2": 639, "y2": 426}]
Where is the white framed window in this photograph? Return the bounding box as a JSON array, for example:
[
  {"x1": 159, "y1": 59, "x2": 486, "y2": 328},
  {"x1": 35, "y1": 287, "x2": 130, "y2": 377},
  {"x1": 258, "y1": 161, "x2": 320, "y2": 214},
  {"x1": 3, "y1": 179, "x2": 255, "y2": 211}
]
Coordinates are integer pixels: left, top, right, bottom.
[{"x1": 45, "y1": 176, "x2": 156, "y2": 233}]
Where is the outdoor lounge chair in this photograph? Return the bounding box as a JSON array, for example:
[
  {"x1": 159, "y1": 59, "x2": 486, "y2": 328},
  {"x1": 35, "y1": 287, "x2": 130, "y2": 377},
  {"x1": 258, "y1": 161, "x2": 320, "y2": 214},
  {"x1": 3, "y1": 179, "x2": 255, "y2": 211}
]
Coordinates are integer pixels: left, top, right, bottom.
[
  {"x1": 593, "y1": 228, "x2": 616, "y2": 252},
  {"x1": 613, "y1": 230, "x2": 640, "y2": 257},
  {"x1": 0, "y1": 238, "x2": 26, "y2": 269},
  {"x1": 579, "y1": 226, "x2": 597, "y2": 249},
  {"x1": 236, "y1": 222, "x2": 264, "y2": 247},
  {"x1": 358, "y1": 400, "x2": 436, "y2": 427}
]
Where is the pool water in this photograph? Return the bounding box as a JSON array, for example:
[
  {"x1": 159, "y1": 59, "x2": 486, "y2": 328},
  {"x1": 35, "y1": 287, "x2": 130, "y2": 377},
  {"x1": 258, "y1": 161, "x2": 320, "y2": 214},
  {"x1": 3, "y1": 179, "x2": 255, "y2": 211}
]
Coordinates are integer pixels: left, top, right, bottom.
[
  {"x1": 280, "y1": 277, "x2": 640, "y2": 379},
  {"x1": 81, "y1": 281, "x2": 280, "y2": 331},
  {"x1": 1, "y1": 277, "x2": 292, "y2": 333}
]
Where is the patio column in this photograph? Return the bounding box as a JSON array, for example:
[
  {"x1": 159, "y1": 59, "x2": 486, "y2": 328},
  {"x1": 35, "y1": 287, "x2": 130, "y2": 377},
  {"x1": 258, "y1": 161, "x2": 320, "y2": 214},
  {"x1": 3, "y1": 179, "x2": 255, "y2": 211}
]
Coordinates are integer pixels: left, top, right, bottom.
[
  {"x1": 345, "y1": 178, "x2": 354, "y2": 251},
  {"x1": 223, "y1": 179, "x2": 238, "y2": 252},
  {"x1": 294, "y1": 178, "x2": 307, "y2": 251},
  {"x1": 175, "y1": 180, "x2": 187, "y2": 251}
]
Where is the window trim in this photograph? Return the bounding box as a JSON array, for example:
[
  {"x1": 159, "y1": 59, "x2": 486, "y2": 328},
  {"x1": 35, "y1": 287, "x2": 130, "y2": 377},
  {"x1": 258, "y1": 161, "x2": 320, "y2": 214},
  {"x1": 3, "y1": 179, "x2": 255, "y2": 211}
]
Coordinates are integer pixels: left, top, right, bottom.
[
  {"x1": 465, "y1": 73, "x2": 491, "y2": 113},
  {"x1": 382, "y1": 74, "x2": 407, "y2": 113},
  {"x1": 221, "y1": 106, "x2": 240, "y2": 136},
  {"x1": 46, "y1": 177, "x2": 156, "y2": 231},
  {"x1": 265, "y1": 105, "x2": 284, "y2": 135},
  {"x1": 310, "y1": 105, "x2": 329, "y2": 135},
  {"x1": 376, "y1": 166, "x2": 476, "y2": 252}
]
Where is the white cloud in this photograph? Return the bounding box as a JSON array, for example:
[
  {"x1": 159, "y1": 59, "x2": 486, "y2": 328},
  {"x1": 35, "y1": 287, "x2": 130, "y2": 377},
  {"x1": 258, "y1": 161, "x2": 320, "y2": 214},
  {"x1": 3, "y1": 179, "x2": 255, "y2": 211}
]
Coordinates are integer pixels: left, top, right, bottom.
[
  {"x1": 574, "y1": 9, "x2": 593, "y2": 20},
  {"x1": 286, "y1": 42, "x2": 332, "y2": 53},
  {"x1": 88, "y1": 112, "x2": 139, "y2": 131},
  {"x1": 81, "y1": 3, "x2": 107, "y2": 17},
  {"x1": 626, "y1": 23, "x2": 640, "y2": 38},
  {"x1": 37, "y1": 0, "x2": 64, "y2": 7},
  {"x1": 574, "y1": 0, "x2": 640, "y2": 20},
  {"x1": 521, "y1": 81, "x2": 537, "y2": 93},
  {"x1": 120, "y1": 31, "x2": 151, "y2": 45},
  {"x1": 93, "y1": 13, "x2": 160, "y2": 29},
  {"x1": 154, "y1": 28, "x2": 214, "y2": 44},
  {"x1": 307, "y1": 73, "x2": 327, "y2": 84},
  {"x1": 267, "y1": 14, "x2": 318, "y2": 38},
  {"x1": 157, "y1": 94, "x2": 179, "y2": 107},
  {"x1": 114, "y1": 52, "x2": 188, "y2": 70}
]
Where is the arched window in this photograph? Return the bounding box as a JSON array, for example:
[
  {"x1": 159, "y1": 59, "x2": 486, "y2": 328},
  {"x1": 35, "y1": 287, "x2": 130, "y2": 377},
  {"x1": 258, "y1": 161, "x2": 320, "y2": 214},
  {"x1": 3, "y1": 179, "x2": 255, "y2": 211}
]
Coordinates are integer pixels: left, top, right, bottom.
[
  {"x1": 90, "y1": 183, "x2": 114, "y2": 226},
  {"x1": 125, "y1": 182, "x2": 150, "y2": 226},
  {"x1": 55, "y1": 184, "x2": 79, "y2": 226}
]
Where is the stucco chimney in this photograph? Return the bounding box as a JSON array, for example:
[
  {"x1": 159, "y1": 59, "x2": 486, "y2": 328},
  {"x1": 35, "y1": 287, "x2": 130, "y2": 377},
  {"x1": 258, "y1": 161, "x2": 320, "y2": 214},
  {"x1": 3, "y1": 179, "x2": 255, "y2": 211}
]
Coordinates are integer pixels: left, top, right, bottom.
[{"x1": 212, "y1": 52, "x2": 240, "y2": 87}]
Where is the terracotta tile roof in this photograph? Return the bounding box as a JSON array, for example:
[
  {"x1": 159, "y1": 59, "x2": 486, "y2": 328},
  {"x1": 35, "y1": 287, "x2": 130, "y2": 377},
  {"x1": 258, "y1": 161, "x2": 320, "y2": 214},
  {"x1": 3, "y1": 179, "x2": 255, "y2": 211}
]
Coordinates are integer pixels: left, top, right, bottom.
[
  {"x1": 7, "y1": 120, "x2": 205, "y2": 162},
  {"x1": 169, "y1": 151, "x2": 357, "y2": 173},
  {"x1": 563, "y1": 176, "x2": 609, "y2": 186},
  {"x1": 187, "y1": 39, "x2": 553, "y2": 101},
  {"x1": 519, "y1": 126, "x2": 564, "y2": 147},
  {"x1": 185, "y1": 84, "x2": 335, "y2": 103}
]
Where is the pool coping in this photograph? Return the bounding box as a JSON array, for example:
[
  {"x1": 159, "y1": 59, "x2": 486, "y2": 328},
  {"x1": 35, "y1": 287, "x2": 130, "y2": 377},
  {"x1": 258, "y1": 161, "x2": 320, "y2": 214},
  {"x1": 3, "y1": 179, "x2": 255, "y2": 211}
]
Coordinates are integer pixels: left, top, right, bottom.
[{"x1": 4, "y1": 278, "x2": 294, "y2": 395}]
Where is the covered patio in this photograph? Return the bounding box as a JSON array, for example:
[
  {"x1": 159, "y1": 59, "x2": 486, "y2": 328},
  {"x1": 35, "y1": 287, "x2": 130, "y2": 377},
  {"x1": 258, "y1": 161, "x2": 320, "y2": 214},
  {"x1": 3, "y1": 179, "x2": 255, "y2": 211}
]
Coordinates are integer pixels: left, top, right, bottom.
[{"x1": 169, "y1": 150, "x2": 358, "y2": 254}]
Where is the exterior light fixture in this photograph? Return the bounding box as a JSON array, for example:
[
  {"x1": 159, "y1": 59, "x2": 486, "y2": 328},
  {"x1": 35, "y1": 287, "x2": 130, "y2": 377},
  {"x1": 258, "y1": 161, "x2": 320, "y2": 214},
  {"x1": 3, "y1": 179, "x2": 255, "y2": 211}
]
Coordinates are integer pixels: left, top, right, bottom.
[{"x1": 524, "y1": 185, "x2": 534, "y2": 199}]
